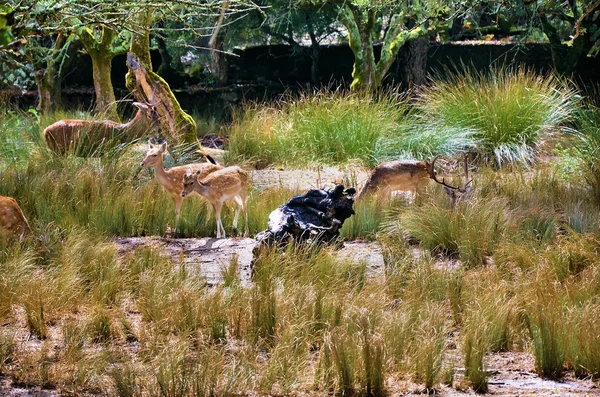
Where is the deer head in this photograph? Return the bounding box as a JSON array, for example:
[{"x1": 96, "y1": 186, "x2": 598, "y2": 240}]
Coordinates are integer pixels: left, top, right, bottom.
[
  {"x1": 140, "y1": 142, "x2": 167, "y2": 167},
  {"x1": 426, "y1": 155, "x2": 474, "y2": 207}
]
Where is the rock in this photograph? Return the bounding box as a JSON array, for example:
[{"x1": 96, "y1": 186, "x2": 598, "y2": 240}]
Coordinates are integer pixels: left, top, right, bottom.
[{"x1": 253, "y1": 184, "x2": 356, "y2": 263}]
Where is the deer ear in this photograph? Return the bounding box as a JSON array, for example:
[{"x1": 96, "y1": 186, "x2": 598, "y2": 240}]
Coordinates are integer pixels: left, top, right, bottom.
[
  {"x1": 185, "y1": 167, "x2": 193, "y2": 177},
  {"x1": 159, "y1": 142, "x2": 167, "y2": 153}
]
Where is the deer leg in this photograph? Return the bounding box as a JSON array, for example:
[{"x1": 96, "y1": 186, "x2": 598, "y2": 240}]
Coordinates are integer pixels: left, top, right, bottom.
[
  {"x1": 173, "y1": 195, "x2": 183, "y2": 223},
  {"x1": 232, "y1": 196, "x2": 243, "y2": 231},
  {"x1": 214, "y1": 201, "x2": 225, "y2": 238}
]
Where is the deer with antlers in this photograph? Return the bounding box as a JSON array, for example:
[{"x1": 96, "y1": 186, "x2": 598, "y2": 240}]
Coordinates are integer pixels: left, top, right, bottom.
[
  {"x1": 356, "y1": 159, "x2": 434, "y2": 201},
  {"x1": 141, "y1": 142, "x2": 223, "y2": 222},
  {"x1": 43, "y1": 102, "x2": 157, "y2": 155},
  {"x1": 426, "y1": 155, "x2": 475, "y2": 207}
]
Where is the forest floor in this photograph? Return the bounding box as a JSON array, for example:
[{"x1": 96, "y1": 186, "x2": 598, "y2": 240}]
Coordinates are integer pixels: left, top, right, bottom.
[{"x1": 2, "y1": 165, "x2": 599, "y2": 396}]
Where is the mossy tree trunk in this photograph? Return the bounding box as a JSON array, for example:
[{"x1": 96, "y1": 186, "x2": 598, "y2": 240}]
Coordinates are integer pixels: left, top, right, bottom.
[
  {"x1": 78, "y1": 26, "x2": 120, "y2": 120},
  {"x1": 27, "y1": 34, "x2": 79, "y2": 113},
  {"x1": 126, "y1": 12, "x2": 196, "y2": 143},
  {"x1": 338, "y1": 4, "x2": 429, "y2": 92}
]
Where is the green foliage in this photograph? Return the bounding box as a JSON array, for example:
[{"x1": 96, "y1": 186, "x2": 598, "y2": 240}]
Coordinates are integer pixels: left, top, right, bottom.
[
  {"x1": 0, "y1": 107, "x2": 38, "y2": 168},
  {"x1": 227, "y1": 90, "x2": 409, "y2": 167},
  {"x1": 417, "y1": 67, "x2": 578, "y2": 165},
  {"x1": 573, "y1": 101, "x2": 600, "y2": 200},
  {"x1": 393, "y1": 193, "x2": 509, "y2": 268}
]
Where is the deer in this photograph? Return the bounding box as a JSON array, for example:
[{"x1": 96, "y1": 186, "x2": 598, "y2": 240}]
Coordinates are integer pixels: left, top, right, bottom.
[
  {"x1": 355, "y1": 159, "x2": 435, "y2": 201},
  {"x1": 140, "y1": 141, "x2": 223, "y2": 222},
  {"x1": 181, "y1": 166, "x2": 249, "y2": 238},
  {"x1": 0, "y1": 196, "x2": 31, "y2": 240},
  {"x1": 43, "y1": 102, "x2": 157, "y2": 155},
  {"x1": 426, "y1": 155, "x2": 475, "y2": 207}
]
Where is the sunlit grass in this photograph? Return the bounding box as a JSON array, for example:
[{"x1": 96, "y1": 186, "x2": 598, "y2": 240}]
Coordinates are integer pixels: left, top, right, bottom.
[
  {"x1": 1, "y1": 89, "x2": 600, "y2": 396},
  {"x1": 417, "y1": 66, "x2": 578, "y2": 165},
  {"x1": 227, "y1": 89, "x2": 409, "y2": 167}
]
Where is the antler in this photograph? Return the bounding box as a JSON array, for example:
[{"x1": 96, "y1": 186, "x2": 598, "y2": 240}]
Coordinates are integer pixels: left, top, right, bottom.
[{"x1": 427, "y1": 155, "x2": 474, "y2": 193}]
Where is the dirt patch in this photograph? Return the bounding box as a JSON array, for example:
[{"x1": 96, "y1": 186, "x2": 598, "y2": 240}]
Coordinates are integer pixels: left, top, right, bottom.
[
  {"x1": 249, "y1": 165, "x2": 370, "y2": 191},
  {"x1": 114, "y1": 236, "x2": 385, "y2": 286}
]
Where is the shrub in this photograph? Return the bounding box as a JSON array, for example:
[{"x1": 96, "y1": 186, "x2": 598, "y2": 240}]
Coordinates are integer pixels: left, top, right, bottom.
[
  {"x1": 573, "y1": 102, "x2": 600, "y2": 200},
  {"x1": 417, "y1": 66, "x2": 578, "y2": 165},
  {"x1": 227, "y1": 89, "x2": 408, "y2": 167}
]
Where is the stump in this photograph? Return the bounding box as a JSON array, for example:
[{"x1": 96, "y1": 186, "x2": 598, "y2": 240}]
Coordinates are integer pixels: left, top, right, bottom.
[{"x1": 252, "y1": 184, "x2": 356, "y2": 266}]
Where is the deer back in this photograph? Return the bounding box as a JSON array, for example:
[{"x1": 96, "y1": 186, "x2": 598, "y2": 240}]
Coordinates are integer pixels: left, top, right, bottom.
[
  {"x1": 359, "y1": 160, "x2": 430, "y2": 197},
  {"x1": 0, "y1": 196, "x2": 31, "y2": 239}
]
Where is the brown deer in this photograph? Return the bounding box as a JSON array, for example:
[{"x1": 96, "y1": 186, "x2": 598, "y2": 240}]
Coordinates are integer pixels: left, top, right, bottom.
[
  {"x1": 182, "y1": 166, "x2": 249, "y2": 238},
  {"x1": 426, "y1": 155, "x2": 474, "y2": 207},
  {"x1": 43, "y1": 102, "x2": 156, "y2": 155},
  {"x1": 356, "y1": 159, "x2": 435, "y2": 201},
  {"x1": 141, "y1": 142, "x2": 223, "y2": 221},
  {"x1": 0, "y1": 196, "x2": 31, "y2": 240}
]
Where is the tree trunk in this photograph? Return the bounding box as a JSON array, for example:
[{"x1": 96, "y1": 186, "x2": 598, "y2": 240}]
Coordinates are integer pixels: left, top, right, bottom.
[
  {"x1": 89, "y1": 51, "x2": 118, "y2": 118},
  {"x1": 129, "y1": 14, "x2": 152, "y2": 68},
  {"x1": 210, "y1": 33, "x2": 228, "y2": 84},
  {"x1": 126, "y1": 53, "x2": 196, "y2": 143},
  {"x1": 37, "y1": 74, "x2": 61, "y2": 113},
  {"x1": 402, "y1": 34, "x2": 429, "y2": 88},
  {"x1": 155, "y1": 21, "x2": 174, "y2": 77},
  {"x1": 306, "y1": 14, "x2": 320, "y2": 85},
  {"x1": 209, "y1": 0, "x2": 229, "y2": 85},
  {"x1": 339, "y1": 5, "x2": 377, "y2": 91},
  {"x1": 78, "y1": 27, "x2": 119, "y2": 120}
]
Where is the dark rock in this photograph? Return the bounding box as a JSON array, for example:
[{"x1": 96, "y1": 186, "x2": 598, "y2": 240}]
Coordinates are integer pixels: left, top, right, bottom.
[{"x1": 253, "y1": 184, "x2": 356, "y2": 266}]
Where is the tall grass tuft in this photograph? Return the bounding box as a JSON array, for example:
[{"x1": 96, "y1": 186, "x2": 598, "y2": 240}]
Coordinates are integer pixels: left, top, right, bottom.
[
  {"x1": 573, "y1": 101, "x2": 600, "y2": 200},
  {"x1": 0, "y1": 107, "x2": 39, "y2": 168},
  {"x1": 227, "y1": 89, "x2": 408, "y2": 167},
  {"x1": 393, "y1": 192, "x2": 509, "y2": 268},
  {"x1": 567, "y1": 302, "x2": 600, "y2": 379},
  {"x1": 411, "y1": 302, "x2": 449, "y2": 391},
  {"x1": 524, "y1": 301, "x2": 567, "y2": 380},
  {"x1": 417, "y1": 66, "x2": 578, "y2": 165}
]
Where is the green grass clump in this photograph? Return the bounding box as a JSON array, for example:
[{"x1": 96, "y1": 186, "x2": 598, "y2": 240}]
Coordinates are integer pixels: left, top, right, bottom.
[
  {"x1": 0, "y1": 107, "x2": 39, "y2": 168},
  {"x1": 392, "y1": 192, "x2": 509, "y2": 268},
  {"x1": 417, "y1": 66, "x2": 578, "y2": 165},
  {"x1": 227, "y1": 90, "x2": 408, "y2": 167},
  {"x1": 524, "y1": 303, "x2": 567, "y2": 380},
  {"x1": 573, "y1": 102, "x2": 600, "y2": 200},
  {"x1": 567, "y1": 302, "x2": 600, "y2": 380}
]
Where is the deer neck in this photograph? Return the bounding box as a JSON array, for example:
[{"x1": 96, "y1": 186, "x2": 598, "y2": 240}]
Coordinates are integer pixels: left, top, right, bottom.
[
  {"x1": 152, "y1": 156, "x2": 170, "y2": 183},
  {"x1": 118, "y1": 110, "x2": 144, "y2": 137},
  {"x1": 193, "y1": 181, "x2": 209, "y2": 196}
]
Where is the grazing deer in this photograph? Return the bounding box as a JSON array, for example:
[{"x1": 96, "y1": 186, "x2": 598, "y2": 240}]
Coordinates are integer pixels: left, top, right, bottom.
[
  {"x1": 0, "y1": 196, "x2": 31, "y2": 240},
  {"x1": 426, "y1": 155, "x2": 474, "y2": 207},
  {"x1": 356, "y1": 159, "x2": 435, "y2": 201},
  {"x1": 43, "y1": 102, "x2": 156, "y2": 155},
  {"x1": 141, "y1": 142, "x2": 223, "y2": 221},
  {"x1": 182, "y1": 166, "x2": 249, "y2": 238}
]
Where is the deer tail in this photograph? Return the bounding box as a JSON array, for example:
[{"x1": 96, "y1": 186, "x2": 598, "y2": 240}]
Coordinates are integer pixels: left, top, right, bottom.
[{"x1": 196, "y1": 149, "x2": 219, "y2": 165}]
